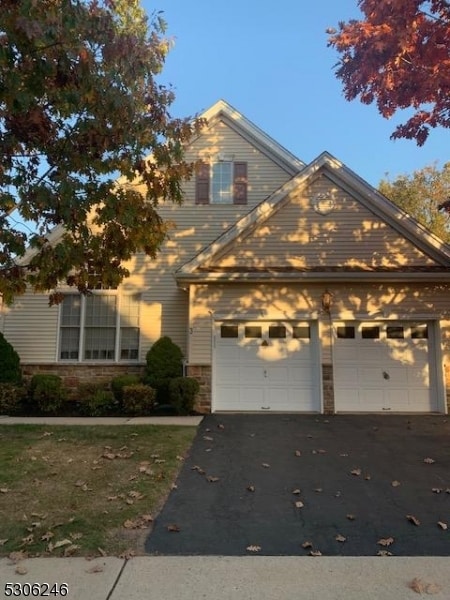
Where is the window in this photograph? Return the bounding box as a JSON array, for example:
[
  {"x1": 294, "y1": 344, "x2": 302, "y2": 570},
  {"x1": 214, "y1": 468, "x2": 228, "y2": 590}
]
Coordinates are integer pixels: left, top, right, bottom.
[
  {"x1": 220, "y1": 325, "x2": 239, "y2": 338},
  {"x1": 59, "y1": 293, "x2": 140, "y2": 361},
  {"x1": 336, "y1": 326, "x2": 355, "y2": 339},
  {"x1": 196, "y1": 160, "x2": 247, "y2": 205}
]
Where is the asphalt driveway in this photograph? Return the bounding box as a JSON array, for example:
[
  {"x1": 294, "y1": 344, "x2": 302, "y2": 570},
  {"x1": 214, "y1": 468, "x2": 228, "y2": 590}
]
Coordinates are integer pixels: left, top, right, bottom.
[{"x1": 145, "y1": 414, "x2": 450, "y2": 556}]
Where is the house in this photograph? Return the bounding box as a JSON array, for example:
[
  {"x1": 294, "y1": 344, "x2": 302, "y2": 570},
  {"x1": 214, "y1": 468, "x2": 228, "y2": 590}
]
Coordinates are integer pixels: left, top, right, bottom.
[{"x1": 2, "y1": 99, "x2": 450, "y2": 414}]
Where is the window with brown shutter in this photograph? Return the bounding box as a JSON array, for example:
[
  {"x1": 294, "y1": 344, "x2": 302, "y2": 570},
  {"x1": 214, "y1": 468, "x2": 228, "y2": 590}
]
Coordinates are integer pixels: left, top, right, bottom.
[
  {"x1": 195, "y1": 161, "x2": 210, "y2": 204},
  {"x1": 233, "y1": 162, "x2": 247, "y2": 205}
]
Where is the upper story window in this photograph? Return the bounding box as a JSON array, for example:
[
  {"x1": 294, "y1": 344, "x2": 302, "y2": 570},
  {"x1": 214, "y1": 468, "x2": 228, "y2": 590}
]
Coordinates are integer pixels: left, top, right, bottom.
[{"x1": 196, "y1": 160, "x2": 247, "y2": 205}]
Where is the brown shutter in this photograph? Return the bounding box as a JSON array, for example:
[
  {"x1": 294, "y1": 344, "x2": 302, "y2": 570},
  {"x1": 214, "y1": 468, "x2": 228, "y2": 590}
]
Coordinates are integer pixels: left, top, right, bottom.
[
  {"x1": 233, "y1": 162, "x2": 247, "y2": 205},
  {"x1": 195, "y1": 161, "x2": 210, "y2": 204}
]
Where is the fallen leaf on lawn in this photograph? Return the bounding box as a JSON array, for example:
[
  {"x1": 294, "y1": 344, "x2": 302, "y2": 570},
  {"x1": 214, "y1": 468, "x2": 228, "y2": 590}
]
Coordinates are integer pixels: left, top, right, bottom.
[
  {"x1": 15, "y1": 565, "x2": 28, "y2": 575},
  {"x1": 247, "y1": 485, "x2": 255, "y2": 492},
  {"x1": 71, "y1": 533, "x2": 83, "y2": 540},
  {"x1": 128, "y1": 491, "x2": 144, "y2": 500},
  {"x1": 176, "y1": 455, "x2": 184, "y2": 461},
  {"x1": 126, "y1": 499, "x2": 134, "y2": 505},
  {"x1": 407, "y1": 515, "x2": 421, "y2": 526},
  {"x1": 377, "y1": 550, "x2": 393, "y2": 556},
  {"x1": 52, "y1": 539, "x2": 73, "y2": 550},
  {"x1": 295, "y1": 450, "x2": 302, "y2": 457},
  {"x1": 154, "y1": 459, "x2": 165, "y2": 464},
  {"x1": 246, "y1": 545, "x2": 261, "y2": 552},
  {"x1": 21, "y1": 534, "x2": 34, "y2": 546},
  {"x1": 432, "y1": 488, "x2": 443, "y2": 494},
  {"x1": 377, "y1": 537, "x2": 394, "y2": 547},
  {"x1": 261, "y1": 463, "x2": 270, "y2": 468},
  {"x1": 423, "y1": 458, "x2": 435, "y2": 464},
  {"x1": 119, "y1": 549, "x2": 136, "y2": 560},
  {"x1": 167, "y1": 524, "x2": 180, "y2": 532},
  {"x1": 123, "y1": 520, "x2": 136, "y2": 529},
  {"x1": 302, "y1": 541, "x2": 313, "y2": 549},
  {"x1": 39, "y1": 431, "x2": 53, "y2": 438},
  {"x1": 335, "y1": 534, "x2": 346, "y2": 543},
  {"x1": 102, "y1": 452, "x2": 116, "y2": 460},
  {"x1": 351, "y1": 468, "x2": 361, "y2": 476},
  {"x1": 0, "y1": 539, "x2": 8, "y2": 546},
  {"x1": 206, "y1": 476, "x2": 220, "y2": 482},
  {"x1": 97, "y1": 547, "x2": 107, "y2": 557},
  {"x1": 292, "y1": 489, "x2": 301, "y2": 495},
  {"x1": 40, "y1": 532, "x2": 54, "y2": 542},
  {"x1": 295, "y1": 501, "x2": 304, "y2": 508},
  {"x1": 171, "y1": 483, "x2": 178, "y2": 490},
  {"x1": 310, "y1": 550, "x2": 322, "y2": 556},
  {"x1": 438, "y1": 521, "x2": 448, "y2": 530},
  {"x1": 63, "y1": 545, "x2": 79, "y2": 557},
  {"x1": 86, "y1": 564, "x2": 104, "y2": 574},
  {"x1": 346, "y1": 514, "x2": 356, "y2": 521},
  {"x1": 391, "y1": 481, "x2": 401, "y2": 487},
  {"x1": 0, "y1": 487, "x2": 10, "y2": 493},
  {"x1": 8, "y1": 551, "x2": 28, "y2": 564}
]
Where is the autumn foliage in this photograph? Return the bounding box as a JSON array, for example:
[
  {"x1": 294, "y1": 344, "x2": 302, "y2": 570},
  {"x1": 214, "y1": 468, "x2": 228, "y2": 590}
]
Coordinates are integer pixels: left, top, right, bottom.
[
  {"x1": 0, "y1": 0, "x2": 202, "y2": 304},
  {"x1": 328, "y1": 0, "x2": 450, "y2": 145}
]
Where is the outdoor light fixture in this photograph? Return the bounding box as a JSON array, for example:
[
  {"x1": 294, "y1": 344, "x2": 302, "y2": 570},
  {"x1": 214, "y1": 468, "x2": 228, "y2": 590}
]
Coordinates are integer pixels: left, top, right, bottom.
[{"x1": 321, "y1": 290, "x2": 333, "y2": 312}]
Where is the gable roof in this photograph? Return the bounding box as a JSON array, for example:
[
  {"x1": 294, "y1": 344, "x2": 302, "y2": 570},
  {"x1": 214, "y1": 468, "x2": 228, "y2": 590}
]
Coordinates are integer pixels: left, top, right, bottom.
[
  {"x1": 176, "y1": 151, "x2": 450, "y2": 283},
  {"x1": 193, "y1": 100, "x2": 305, "y2": 176}
]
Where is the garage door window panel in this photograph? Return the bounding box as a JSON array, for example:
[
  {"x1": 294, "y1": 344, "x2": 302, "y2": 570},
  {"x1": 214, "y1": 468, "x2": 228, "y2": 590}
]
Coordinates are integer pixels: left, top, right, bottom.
[
  {"x1": 245, "y1": 326, "x2": 262, "y2": 338},
  {"x1": 362, "y1": 326, "x2": 380, "y2": 339},
  {"x1": 293, "y1": 326, "x2": 310, "y2": 339},
  {"x1": 221, "y1": 325, "x2": 239, "y2": 338},
  {"x1": 337, "y1": 326, "x2": 355, "y2": 339},
  {"x1": 269, "y1": 325, "x2": 286, "y2": 338},
  {"x1": 387, "y1": 326, "x2": 404, "y2": 339}
]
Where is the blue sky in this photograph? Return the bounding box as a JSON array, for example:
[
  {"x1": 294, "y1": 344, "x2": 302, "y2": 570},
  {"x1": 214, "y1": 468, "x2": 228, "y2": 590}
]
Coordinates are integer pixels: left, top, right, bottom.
[{"x1": 144, "y1": 0, "x2": 448, "y2": 187}]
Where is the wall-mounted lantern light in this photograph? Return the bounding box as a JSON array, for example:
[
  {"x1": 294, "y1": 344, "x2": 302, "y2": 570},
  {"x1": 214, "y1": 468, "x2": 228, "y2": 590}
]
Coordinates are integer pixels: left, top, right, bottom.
[{"x1": 321, "y1": 290, "x2": 333, "y2": 312}]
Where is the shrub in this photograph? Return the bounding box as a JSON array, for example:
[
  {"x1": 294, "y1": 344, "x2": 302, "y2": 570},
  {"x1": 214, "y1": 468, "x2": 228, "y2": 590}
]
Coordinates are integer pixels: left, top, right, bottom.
[
  {"x1": 0, "y1": 383, "x2": 26, "y2": 415},
  {"x1": 77, "y1": 382, "x2": 117, "y2": 417},
  {"x1": 145, "y1": 336, "x2": 183, "y2": 403},
  {"x1": 168, "y1": 377, "x2": 200, "y2": 415},
  {"x1": 0, "y1": 332, "x2": 21, "y2": 384},
  {"x1": 111, "y1": 374, "x2": 141, "y2": 403},
  {"x1": 122, "y1": 384, "x2": 156, "y2": 416},
  {"x1": 30, "y1": 374, "x2": 66, "y2": 414}
]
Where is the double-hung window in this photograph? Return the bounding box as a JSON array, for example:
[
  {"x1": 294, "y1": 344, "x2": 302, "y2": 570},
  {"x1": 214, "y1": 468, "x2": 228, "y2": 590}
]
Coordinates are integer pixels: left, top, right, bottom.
[
  {"x1": 196, "y1": 160, "x2": 247, "y2": 205},
  {"x1": 59, "y1": 293, "x2": 140, "y2": 361}
]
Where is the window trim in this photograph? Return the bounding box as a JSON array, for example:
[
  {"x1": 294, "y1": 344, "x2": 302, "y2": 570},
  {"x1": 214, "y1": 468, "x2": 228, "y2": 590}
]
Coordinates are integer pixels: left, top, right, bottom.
[{"x1": 58, "y1": 291, "x2": 141, "y2": 363}]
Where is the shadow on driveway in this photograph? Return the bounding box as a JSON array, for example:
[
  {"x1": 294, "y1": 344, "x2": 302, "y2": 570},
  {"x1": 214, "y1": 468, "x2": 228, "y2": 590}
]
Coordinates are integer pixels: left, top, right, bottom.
[{"x1": 145, "y1": 414, "x2": 450, "y2": 556}]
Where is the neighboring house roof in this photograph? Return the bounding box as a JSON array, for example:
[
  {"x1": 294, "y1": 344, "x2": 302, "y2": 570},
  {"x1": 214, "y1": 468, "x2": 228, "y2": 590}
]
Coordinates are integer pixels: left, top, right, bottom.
[{"x1": 176, "y1": 151, "x2": 450, "y2": 284}]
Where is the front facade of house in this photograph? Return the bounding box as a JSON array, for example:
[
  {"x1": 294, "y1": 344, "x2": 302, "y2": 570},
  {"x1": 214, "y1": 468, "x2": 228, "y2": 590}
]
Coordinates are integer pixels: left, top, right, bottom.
[{"x1": 2, "y1": 100, "x2": 450, "y2": 414}]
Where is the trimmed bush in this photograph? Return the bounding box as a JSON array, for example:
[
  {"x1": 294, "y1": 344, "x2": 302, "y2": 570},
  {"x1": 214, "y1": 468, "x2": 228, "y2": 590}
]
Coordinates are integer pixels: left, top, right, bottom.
[
  {"x1": 111, "y1": 374, "x2": 141, "y2": 403},
  {"x1": 77, "y1": 382, "x2": 117, "y2": 417},
  {"x1": 0, "y1": 332, "x2": 21, "y2": 384},
  {"x1": 0, "y1": 383, "x2": 26, "y2": 415},
  {"x1": 145, "y1": 336, "x2": 183, "y2": 403},
  {"x1": 122, "y1": 384, "x2": 156, "y2": 416},
  {"x1": 30, "y1": 374, "x2": 66, "y2": 414},
  {"x1": 168, "y1": 377, "x2": 200, "y2": 415}
]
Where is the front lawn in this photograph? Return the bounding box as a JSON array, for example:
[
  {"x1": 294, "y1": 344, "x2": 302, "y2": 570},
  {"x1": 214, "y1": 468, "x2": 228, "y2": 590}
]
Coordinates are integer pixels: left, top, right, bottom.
[{"x1": 0, "y1": 424, "x2": 196, "y2": 558}]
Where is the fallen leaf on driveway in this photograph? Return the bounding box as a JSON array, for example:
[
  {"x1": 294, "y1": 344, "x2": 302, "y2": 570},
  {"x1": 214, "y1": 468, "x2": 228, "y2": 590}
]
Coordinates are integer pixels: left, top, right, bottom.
[
  {"x1": 246, "y1": 485, "x2": 255, "y2": 492},
  {"x1": 292, "y1": 489, "x2": 301, "y2": 495},
  {"x1": 15, "y1": 565, "x2": 28, "y2": 575},
  {"x1": 350, "y1": 468, "x2": 361, "y2": 476},
  {"x1": 295, "y1": 501, "x2": 304, "y2": 508},
  {"x1": 335, "y1": 534, "x2": 346, "y2": 543},
  {"x1": 167, "y1": 524, "x2": 180, "y2": 532},
  {"x1": 406, "y1": 515, "x2": 421, "y2": 526},
  {"x1": 391, "y1": 480, "x2": 401, "y2": 487},
  {"x1": 295, "y1": 450, "x2": 302, "y2": 457},
  {"x1": 423, "y1": 458, "x2": 436, "y2": 464},
  {"x1": 315, "y1": 488, "x2": 323, "y2": 493},
  {"x1": 346, "y1": 514, "x2": 356, "y2": 521},
  {"x1": 377, "y1": 537, "x2": 394, "y2": 547},
  {"x1": 302, "y1": 541, "x2": 313, "y2": 549},
  {"x1": 364, "y1": 474, "x2": 371, "y2": 480},
  {"x1": 217, "y1": 423, "x2": 225, "y2": 430},
  {"x1": 438, "y1": 521, "x2": 448, "y2": 530},
  {"x1": 246, "y1": 545, "x2": 261, "y2": 552},
  {"x1": 86, "y1": 564, "x2": 104, "y2": 574},
  {"x1": 206, "y1": 476, "x2": 220, "y2": 483},
  {"x1": 377, "y1": 550, "x2": 393, "y2": 556},
  {"x1": 261, "y1": 463, "x2": 270, "y2": 468},
  {"x1": 310, "y1": 550, "x2": 322, "y2": 556},
  {"x1": 432, "y1": 488, "x2": 443, "y2": 494},
  {"x1": 203, "y1": 436, "x2": 214, "y2": 441}
]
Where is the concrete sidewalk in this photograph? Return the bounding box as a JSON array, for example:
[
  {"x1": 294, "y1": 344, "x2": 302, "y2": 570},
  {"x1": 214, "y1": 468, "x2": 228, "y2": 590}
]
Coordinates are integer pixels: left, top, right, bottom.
[
  {"x1": 0, "y1": 415, "x2": 203, "y2": 426},
  {"x1": 1, "y1": 556, "x2": 450, "y2": 599}
]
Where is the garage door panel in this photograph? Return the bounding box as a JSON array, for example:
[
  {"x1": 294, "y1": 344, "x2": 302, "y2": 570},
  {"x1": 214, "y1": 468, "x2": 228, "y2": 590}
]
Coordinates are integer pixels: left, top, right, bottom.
[{"x1": 334, "y1": 321, "x2": 436, "y2": 413}]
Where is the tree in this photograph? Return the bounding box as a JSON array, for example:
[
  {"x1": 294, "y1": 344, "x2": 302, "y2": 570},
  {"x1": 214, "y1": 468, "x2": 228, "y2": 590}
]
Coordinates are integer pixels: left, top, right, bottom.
[
  {"x1": 379, "y1": 163, "x2": 450, "y2": 242},
  {"x1": 0, "y1": 0, "x2": 202, "y2": 305},
  {"x1": 328, "y1": 0, "x2": 450, "y2": 145}
]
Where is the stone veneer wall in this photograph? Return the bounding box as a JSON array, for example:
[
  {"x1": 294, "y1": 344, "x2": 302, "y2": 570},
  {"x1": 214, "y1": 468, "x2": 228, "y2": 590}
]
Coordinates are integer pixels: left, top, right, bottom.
[
  {"x1": 21, "y1": 364, "x2": 146, "y2": 397},
  {"x1": 186, "y1": 365, "x2": 212, "y2": 414},
  {"x1": 445, "y1": 365, "x2": 450, "y2": 412},
  {"x1": 322, "y1": 364, "x2": 334, "y2": 414}
]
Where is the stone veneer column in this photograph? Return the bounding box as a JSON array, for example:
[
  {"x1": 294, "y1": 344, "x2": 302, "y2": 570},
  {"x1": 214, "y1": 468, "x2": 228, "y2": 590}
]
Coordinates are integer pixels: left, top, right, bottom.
[
  {"x1": 186, "y1": 365, "x2": 211, "y2": 413},
  {"x1": 322, "y1": 364, "x2": 334, "y2": 414}
]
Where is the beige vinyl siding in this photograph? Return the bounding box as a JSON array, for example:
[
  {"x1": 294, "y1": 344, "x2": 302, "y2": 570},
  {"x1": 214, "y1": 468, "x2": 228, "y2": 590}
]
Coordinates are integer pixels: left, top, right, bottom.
[
  {"x1": 2, "y1": 292, "x2": 59, "y2": 363},
  {"x1": 189, "y1": 281, "x2": 450, "y2": 364},
  {"x1": 181, "y1": 117, "x2": 293, "y2": 207},
  {"x1": 210, "y1": 174, "x2": 438, "y2": 269}
]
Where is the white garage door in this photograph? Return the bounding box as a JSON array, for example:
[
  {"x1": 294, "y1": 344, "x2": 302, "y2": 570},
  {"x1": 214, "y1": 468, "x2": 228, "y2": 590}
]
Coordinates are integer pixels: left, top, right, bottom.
[
  {"x1": 334, "y1": 321, "x2": 437, "y2": 412},
  {"x1": 213, "y1": 321, "x2": 320, "y2": 412}
]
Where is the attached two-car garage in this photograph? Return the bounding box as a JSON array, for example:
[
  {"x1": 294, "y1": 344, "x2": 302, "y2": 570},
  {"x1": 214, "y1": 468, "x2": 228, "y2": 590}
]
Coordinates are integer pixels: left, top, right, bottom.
[{"x1": 212, "y1": 319, "x2": 440, "y2": 413}]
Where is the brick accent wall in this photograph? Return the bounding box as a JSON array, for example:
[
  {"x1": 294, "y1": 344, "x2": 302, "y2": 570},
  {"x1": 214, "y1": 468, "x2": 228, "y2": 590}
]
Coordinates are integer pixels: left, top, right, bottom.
[
  {"x1": 21, "y1": 364, "x2": 146, "y2": 397},
  {"x1": 186, "y1": 365, "x2": 211, "y2": 414},
  {"x1": 322, "y1": 364, "x2": 334, "y2": 414}
]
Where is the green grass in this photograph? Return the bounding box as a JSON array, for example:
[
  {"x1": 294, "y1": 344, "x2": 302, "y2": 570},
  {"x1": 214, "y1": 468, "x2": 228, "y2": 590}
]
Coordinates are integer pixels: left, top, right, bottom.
[{"x1": 0, "y1": 425, "x2": 196, "y2": 557}]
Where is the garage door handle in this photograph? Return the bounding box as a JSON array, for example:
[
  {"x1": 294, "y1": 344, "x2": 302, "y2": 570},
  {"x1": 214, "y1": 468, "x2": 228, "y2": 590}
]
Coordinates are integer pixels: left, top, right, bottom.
[{"x1": 261, "y1": 406, "x2": 271, "y2": 410}]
